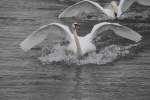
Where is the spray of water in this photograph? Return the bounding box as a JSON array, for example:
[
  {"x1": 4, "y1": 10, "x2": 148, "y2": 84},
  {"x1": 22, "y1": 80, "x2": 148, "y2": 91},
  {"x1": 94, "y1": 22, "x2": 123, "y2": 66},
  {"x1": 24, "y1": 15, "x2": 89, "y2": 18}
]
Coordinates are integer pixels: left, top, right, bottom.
[{"x1": 38, "y1": 43, "x2": 139, "y2": 65}]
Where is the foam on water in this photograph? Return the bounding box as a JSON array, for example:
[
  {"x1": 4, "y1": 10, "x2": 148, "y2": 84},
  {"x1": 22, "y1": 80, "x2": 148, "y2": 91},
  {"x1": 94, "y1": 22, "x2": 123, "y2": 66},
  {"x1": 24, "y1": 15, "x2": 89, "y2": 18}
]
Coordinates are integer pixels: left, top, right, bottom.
[{"x1": 38, "y1": 43, "x2": 139, "y2": 65}]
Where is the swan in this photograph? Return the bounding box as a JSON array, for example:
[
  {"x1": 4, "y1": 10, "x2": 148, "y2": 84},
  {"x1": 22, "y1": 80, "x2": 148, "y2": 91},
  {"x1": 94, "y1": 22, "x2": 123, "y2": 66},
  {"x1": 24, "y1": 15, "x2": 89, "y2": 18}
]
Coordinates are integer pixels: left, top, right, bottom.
[
  {"x1": 20, "y1": 22, "x2": 142, "y2": 57},
  {"x1": 58, "y1": 0, "x2": 150, "y2": 19}
]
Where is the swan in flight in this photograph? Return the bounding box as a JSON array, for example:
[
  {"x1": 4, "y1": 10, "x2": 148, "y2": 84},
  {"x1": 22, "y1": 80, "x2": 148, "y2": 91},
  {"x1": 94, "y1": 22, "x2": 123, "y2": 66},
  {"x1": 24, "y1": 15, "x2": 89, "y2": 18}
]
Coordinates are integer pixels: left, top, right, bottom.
[
  {"x1": 20, "y1": 22, "x2": 142, "y2": 57},
  {"x1": 59, "y1": 0, "x2": 150, "y2": 19}
]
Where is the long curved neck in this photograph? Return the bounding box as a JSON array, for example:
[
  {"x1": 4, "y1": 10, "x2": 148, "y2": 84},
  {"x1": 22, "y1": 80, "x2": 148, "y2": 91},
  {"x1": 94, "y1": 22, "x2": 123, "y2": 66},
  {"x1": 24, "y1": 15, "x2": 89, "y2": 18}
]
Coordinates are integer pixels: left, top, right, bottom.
[
  {"x1": 111, "y1": 2, "x2": 118, "y2": 17},
  {"x1": 72, "y1": 29, "x2": 82, "y2": 56}
]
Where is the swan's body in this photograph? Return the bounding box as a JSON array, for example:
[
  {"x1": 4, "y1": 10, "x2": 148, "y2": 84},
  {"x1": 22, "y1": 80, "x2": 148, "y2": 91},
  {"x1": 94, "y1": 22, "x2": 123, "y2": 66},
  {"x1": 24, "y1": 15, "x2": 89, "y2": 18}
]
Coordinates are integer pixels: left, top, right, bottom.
[
  {"x1": 59, "y1": 0, "x2": 150, "y2": 19},
  {"x1": 20, "y1": 22, "x2": 142, "y2": 56}
]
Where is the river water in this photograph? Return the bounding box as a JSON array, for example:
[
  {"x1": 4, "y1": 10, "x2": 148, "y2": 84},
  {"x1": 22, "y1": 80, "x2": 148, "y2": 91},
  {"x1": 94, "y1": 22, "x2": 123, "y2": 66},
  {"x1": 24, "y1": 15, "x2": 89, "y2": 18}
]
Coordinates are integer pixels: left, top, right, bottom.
[{"x1": 0, "y1": 0, "x2": 150, "y2": 100}]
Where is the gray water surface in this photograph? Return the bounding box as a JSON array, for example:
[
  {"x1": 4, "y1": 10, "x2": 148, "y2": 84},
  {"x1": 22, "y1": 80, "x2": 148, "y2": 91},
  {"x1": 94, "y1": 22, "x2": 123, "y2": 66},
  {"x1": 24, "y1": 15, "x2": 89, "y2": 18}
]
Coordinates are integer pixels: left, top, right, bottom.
[{"x1": 0, "y1": 0, "x2": 150, "y2": 100}]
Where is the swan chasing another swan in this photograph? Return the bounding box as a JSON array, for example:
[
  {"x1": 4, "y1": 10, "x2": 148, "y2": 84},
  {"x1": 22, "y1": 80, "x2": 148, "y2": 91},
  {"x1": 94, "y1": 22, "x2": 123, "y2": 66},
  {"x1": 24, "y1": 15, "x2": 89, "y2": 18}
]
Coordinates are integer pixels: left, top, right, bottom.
[
  {"x1": 59, "y1": 0, "x2": 150, "y2": 19},
  {"x1": 20, "y1": 22, "x2": 142, "y2": 57}
]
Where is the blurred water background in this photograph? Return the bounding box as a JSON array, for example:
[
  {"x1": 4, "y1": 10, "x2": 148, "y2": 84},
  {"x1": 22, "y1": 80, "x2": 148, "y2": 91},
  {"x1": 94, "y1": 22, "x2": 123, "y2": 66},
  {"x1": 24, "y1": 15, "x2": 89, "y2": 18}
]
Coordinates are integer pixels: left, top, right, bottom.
[{"x1": 0, "y1": 0, "x2": 150, "y2": 100}]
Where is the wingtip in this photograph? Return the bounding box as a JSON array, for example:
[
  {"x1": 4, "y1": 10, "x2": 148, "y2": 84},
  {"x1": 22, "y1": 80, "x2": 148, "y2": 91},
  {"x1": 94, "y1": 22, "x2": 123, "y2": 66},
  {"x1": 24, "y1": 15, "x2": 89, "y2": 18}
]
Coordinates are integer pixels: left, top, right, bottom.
[
  {"x1": 136, "y1": 36, "x2": 142, "y2": 42},
  {"x1": 58, "y1": 10, "x2": 66, "y2": 19},
  {"x1": 19, "y1": 43, "x2": 30, "y2": 52},
  {"x1": 58, "y1": 0, "x2": 89, "y2": 19},
  {"x1": 58, "y1": 13, "x2": 62, "y2": 19},
  {"x1": 133, "y1": 34, "x2": 142, "y2": 43}
]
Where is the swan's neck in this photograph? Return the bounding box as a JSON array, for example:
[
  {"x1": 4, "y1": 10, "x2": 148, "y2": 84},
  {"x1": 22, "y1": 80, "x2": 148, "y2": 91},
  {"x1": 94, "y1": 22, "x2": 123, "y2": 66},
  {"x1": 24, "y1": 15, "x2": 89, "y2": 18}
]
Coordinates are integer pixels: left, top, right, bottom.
[
  {"x1": 72, "y1": 29, "x2": 82, "y2": 56},
  {"x1": 111, "y1": 2, "x2": 118, "y2": 17}
]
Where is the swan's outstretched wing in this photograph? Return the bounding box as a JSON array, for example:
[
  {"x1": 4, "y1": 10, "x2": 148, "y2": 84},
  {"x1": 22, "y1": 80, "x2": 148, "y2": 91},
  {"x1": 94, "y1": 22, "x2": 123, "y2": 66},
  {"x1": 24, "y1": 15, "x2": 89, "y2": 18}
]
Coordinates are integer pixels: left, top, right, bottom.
[
  {"x1": 58, "y1": 0, "x2": 106, "y2": 19},
  {"x1": 20, "y1": 23, "x2": 73, "y2": 52},
  {"x1": 137, "y1": 0, "x2": 150, "y2": 6},
  {"x1": 118, "y1": 0, "x2": 150, "y2": 17},
  {"x1": 86, "y1": 22, "x2": 142, "y2": 43},
  {"x1": 117, "y1": 0, "x2": 136, "y2": 17}
]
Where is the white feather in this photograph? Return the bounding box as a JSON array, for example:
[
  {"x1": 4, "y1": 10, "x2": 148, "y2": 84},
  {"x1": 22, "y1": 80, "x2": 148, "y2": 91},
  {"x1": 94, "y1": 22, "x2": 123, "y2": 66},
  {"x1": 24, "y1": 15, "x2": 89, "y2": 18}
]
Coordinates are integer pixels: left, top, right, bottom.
[
  {"x1": 20, "y1": 22, "x2": 142, "y2": 56},
  {"x1": 118, "y1": 0, "x2": 150, "y2": 17},
  {"x1": 137, "y1": 0, "x2": 150, "y2": 6},
  {"x1": 59, "y1": 0, "x2": 115, "y2": 19},
  {"x1": 86, "y1": 22, "x2": 142, "y2": 43},
  {"x1": 59, "y1": 0, "x2": 150, "y2": 19},
  {"x1": 20, "y1": 23, "x2": 73, "y2": 52}
]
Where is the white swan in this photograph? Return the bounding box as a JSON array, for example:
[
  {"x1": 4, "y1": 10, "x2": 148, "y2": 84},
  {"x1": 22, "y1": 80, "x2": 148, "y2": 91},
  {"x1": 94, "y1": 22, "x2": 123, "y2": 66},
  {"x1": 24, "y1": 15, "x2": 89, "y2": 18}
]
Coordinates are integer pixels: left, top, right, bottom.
[
  {"x1": 58, "y1": 0, "x2": 150, "y2": 19},
  {"x1": 20, "y1": 22, "x2": 142, "y2": 57}
]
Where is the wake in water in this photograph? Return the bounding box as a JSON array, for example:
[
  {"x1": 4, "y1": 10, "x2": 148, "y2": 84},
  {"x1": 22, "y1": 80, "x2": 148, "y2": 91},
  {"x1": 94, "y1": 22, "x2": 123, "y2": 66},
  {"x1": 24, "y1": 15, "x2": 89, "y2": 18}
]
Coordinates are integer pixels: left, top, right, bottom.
[{"x1": 38, "y1": 43, "x2": 139, "y2": 65}]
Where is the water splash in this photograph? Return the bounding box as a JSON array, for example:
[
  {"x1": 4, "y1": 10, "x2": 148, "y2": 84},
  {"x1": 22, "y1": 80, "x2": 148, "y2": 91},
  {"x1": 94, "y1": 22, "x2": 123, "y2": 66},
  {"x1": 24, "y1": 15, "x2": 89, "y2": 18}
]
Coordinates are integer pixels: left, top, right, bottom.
[{"x1": 38, "y1": 43, "x2": 139, "y2": 65}]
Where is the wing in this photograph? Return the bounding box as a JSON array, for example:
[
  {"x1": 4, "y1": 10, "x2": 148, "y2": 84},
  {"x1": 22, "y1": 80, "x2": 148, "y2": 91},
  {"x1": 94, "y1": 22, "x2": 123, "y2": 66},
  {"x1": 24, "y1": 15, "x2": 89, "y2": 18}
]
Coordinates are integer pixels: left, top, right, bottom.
[
  {"x1": 86, "y1": 22, "x2": 142, "y2": 43},
  {"x1": 58, "y1": 0, "x2": 106, "y2": 19},
  {"x1": 20, "y1": 23, "x2": 73, "y2": 52},
  {"x1": 117, "y1": 0, "x2": 136, "y2": 17},
  {"x1": 137, "y1": 0, "x2": 150, "y2": 6}
]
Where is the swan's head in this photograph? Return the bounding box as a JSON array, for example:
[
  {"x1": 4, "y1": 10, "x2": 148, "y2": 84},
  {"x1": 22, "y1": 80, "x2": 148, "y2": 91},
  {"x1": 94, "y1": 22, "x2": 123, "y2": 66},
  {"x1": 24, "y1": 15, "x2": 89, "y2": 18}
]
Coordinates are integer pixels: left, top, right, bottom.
[
  {"x1": 72, "y1": 22, "x2": 80, "y2": 33},
  {"x1": 111, "y1": 1, "x2": 118, "y2": 17}
]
